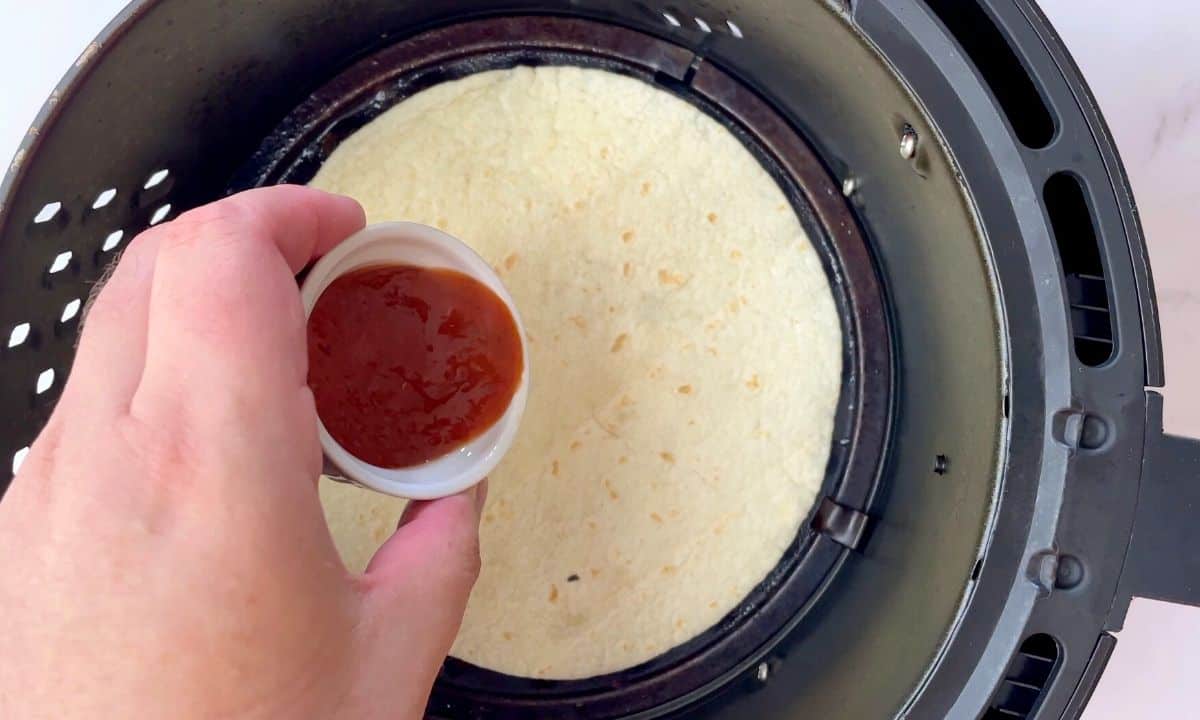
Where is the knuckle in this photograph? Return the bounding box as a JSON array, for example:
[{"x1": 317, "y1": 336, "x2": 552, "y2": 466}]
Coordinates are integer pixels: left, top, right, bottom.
[
  {"x1": 456, "y1": 533, "x2": 483, "y2": 581},
  {"x1": 119, "y1": 415, "x2": 193, "y2": 483},
  {"x1": 163, "y1": 200, "x2": 272, "y2": 267},
  {"x1": 173, "y1": 198, "x2": 260, "y2": 239}
]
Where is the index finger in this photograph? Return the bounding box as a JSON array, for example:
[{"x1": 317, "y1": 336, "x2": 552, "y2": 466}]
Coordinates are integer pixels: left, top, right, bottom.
[{"x1": 131, "y1": 186, "x2": 365, "y2": 421}]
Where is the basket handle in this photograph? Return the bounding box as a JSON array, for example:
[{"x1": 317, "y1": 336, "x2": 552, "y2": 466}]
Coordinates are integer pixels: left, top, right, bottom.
[{"x1": 1114, "y1": 394, "x2": 1200, "y2": 611}]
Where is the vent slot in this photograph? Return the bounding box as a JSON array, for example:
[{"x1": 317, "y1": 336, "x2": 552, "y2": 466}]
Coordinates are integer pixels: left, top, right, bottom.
[
  {"x1": 924, "y1": 0, "x2": 1056, "y2": 148},
  {"x1": 984, "y1": 633, "x2": 1060, "y2": 719},
  {"x1": 1044, "y1": 172, "x2": 1115, "y2": 366}
]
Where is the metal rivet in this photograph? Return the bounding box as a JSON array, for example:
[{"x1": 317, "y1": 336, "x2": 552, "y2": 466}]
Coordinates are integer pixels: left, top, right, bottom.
[
  {"x1": 899, "y1": 125, "x2": 919, "y2": 159},
  {"x1": 755, "y1": 661, "x2": 770, "y2": 683},
  {"x1": 841, "y1": 177, "x2": 860, "y2": 197}
]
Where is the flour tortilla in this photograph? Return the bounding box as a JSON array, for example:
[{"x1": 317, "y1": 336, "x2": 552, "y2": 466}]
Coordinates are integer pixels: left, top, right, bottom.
[{"x1": 310, "y1": 65, "x2": 843, "y2": 680}]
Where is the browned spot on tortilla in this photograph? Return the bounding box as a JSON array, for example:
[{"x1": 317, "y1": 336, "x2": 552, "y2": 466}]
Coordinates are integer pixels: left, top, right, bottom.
[
  {"x1": 660, "y1": 451, "x2": 676, "y2": 464},
  {"x1": 706, "y1": 346, "x2": 719, "y2": 357},
  {"x1": 730, "y1": 249, "x2": 743, "y2": 261},
  {"x1": 676, "y1": 618, "x2": 686, "y2": 629},
  {"x1": 729, "y1": 299, "x2": 741, "y2": 314},
  {"x1": 549, "y1": 584, "x2": 559, "y2": 603},
  {"x1": 650, "y1": 512, "x2": 664, "y2": 523},
  {"x1": 570, "y1": 315, "x2": 587, "y2": 330},
  {"x1": 746, "y1": 374, "x2": 761, "y2": 390},
  {"x1": 677, "y1": 384, "x2": 693, "y2": 395},
  {"x1": 483, "y1": 513, "x2": 495, "y2": 524},
  {"x1": 551, "y1": 460, "x2": 560, "y2": 477},
  {"x1": 570, "y1": 440, "x2": 582, "y2": 451},
  {"x1": 618, "y1": 456, "x2": 628, "y2": 465},
  {"x1": 621, "y1": 230, "x2": 635, "y2": 243},
  {"x1": 709, "y1": 601, "x2": 718, "y2": 609},
  {"x1": 436, "y1": 217, "x2": 448, "y2": 229},
  {"x1": 623, "y1": 262, "x2": 634, "y2": 278},
  {"x1": 713, "y1": 524, "x2": 725, "y2": 535},
  {"x1": 619, "y1": 394, "x2": 635, "y2": 407},
  {"x1": 605, "y1": 479, "x2": 620, "y2": 501},
  {"x1": 574, "y1": 199, "x2": 586, "y2": 209},
  {"x1": 523, "y1": 198, "x2": 533, "y2": 210},
  {"x1": 641, "y1": 181, "x2": 653, "y2": 196},
  {"x1": 661, "y1": 564, "x2": 678, "y2": 575},
  {"x1": 503, "y1": 631, "x2": 514, "y2": 640},
  {"x1": 608, "y1": 305, "x2": 617, "y2": 314},
  {"x1": 587, "y1": 520, "x2": 597, "y2": 530},
  {"x1": 707, "y1": 212, "x2": 719, "y2": 224},
  {"x1": 504, "y1": 253, "x2": 519, "y2": 270},
  {"x1": 600, "y1": 146, "x2": 610, "y2": 159},
  {"x1": 658, "y1": 269, "x2": 686, "y2": 286},
  {"x1": 611, "y1": 333, "x2": 629, "y2": 353},
  {"x1": 590, "y1": 568, "x2": 601, "y2": 577}
]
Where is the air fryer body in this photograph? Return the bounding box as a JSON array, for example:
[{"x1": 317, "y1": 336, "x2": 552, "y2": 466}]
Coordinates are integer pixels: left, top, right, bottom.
[{"x1": 1, "y1": 2, "x2": 1198, "y2": 719}]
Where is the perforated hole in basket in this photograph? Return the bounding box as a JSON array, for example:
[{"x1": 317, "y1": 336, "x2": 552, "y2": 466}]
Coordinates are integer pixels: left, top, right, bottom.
[
  {"x1": 92, "y1": 188, "x2": 117, "y2": 210},
  {"x1": 633, "y1": 4, "x2": 742, "y2": 38},
  {"x1": 35, "y1": 369, "x2": 55, "y2": 395},
  {"x1": 60, "y1": 299, "x2": 82, "y2": 324},
  {"x1": 101, "y1": 229, "x2": 124, "y2": 252},
  {"x1": 7, "y1": 323, "x2": 30, "y2": 349},
  {"x1": 144, "y1": 169, "x2": 170, "y2": 190},
  {"x1": 33, "y1": 201, "x2": 62, "y2": 225},
  {"x1": 149, "y1": 203, "x2": 172, "y2": 225},
  {"x1": 11, "y1": 447, "x2": 29, "y2": 475},
  {"x1": 47, "y1": 251, "x2": 72, "y2": 275}
]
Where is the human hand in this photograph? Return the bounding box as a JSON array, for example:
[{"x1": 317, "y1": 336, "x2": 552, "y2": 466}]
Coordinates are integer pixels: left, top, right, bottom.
[{"x1": 0, "y1": 186, "x2": 483, "y2": 719}]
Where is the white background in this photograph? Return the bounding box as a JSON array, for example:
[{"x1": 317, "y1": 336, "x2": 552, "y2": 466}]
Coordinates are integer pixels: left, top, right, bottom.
[{"x1": 1, "y1": 1, "x2": 1197, "y2": 717}]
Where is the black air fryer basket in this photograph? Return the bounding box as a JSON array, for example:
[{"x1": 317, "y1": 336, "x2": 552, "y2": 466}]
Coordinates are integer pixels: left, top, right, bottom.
[{"x1": 2, "y1": 1, "x2": 1198, "y2": 719}]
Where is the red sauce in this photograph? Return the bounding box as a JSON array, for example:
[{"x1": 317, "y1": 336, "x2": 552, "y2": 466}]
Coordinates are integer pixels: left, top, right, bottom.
[{"x1": 307, "y1": 264, "x2": 523, "y2": 468}]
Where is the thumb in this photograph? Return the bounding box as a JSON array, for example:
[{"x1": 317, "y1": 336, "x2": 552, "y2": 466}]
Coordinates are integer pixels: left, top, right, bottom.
[{"x1": 358, "y1": 481, "x2": 486, "y2": 670}]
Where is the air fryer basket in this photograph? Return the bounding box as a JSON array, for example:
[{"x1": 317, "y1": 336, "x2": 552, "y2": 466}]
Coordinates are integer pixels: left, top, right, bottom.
[{"x1": 1, "y1": 2, "x2": 1198, "y2": 720}]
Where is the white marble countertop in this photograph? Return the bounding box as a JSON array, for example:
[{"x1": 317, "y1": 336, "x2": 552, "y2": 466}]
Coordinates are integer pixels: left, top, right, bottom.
[{"x1": 1, "y1": 0, "x2": 1197, "y2": 717}]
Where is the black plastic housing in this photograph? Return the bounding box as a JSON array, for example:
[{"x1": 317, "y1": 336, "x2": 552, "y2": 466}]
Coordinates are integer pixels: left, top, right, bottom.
[{"x1": 0, "y1": 2, "x2": 1196, "y2": 719}]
